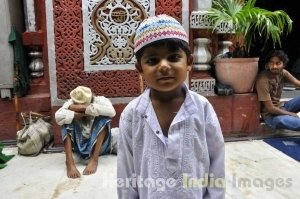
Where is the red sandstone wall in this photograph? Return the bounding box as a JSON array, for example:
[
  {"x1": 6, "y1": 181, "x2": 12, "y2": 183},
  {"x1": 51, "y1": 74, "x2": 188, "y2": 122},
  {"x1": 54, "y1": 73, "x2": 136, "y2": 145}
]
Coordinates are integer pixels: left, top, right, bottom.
[{"x1": 53, "y1": 0, "x2": 183, "y2": 99}]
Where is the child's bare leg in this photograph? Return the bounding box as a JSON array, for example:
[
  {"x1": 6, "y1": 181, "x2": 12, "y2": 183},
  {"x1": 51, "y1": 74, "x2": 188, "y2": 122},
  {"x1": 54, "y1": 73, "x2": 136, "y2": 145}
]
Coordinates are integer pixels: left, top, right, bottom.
[
  {"x1": 64, "y1": 135, "x2": 80, "y2": 178},
  {"x1": 83, "y1": 127, "x2": 107, "y2": 175}
]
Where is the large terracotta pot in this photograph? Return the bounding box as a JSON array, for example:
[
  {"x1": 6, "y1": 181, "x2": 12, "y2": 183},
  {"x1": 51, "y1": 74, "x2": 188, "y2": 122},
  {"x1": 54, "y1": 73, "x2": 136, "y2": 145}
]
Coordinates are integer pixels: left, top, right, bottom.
[{"x1": 214, "y1": 58, "x2": 259, "y2": 93}]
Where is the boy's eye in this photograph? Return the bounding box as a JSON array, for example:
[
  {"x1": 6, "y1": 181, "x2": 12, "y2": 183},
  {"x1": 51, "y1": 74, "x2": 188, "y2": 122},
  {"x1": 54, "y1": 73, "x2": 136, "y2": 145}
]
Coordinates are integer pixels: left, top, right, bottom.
[
  {"x1": 143, "y1": 53, "x2": 182, "y2": 65},
  {"x1": 168, "y1": 54, "x2": 181, "y2": 62},
  {"x1": 146, "y1": 57, "x2": 159, "y2": 65}
]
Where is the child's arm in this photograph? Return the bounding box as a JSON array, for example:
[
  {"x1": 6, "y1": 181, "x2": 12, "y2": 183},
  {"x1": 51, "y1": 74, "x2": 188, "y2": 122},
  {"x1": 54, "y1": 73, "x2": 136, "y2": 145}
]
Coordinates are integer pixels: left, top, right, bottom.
[
  {"x1": 68, "y1": 104, "x2": 90, "y2": 118},
  {"x1": 68, "y1": 104, "x2": 88, "y2": 113},
  {"x1": 85, "y1": 96, "x2": 116, "y2": 117},
  {"x1": 204, "y1": 105, "x2": 225, "y2": 199},
  {"x1": 55, "y1": 100, "x2": 75, "y2": 126},
  {"x1": 55, "y1": 100, "x2": 90, "y2": 125},
  {"x1": 117, "y1": 112, "x2": 139, "y2": 199}
]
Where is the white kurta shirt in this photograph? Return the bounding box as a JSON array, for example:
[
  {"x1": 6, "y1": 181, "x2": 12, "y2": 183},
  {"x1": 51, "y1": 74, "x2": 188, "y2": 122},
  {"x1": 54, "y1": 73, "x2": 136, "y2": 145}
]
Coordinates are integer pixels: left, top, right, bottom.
[{"x1": 117, "y1": 85, "x2": 225, "y2": 199}]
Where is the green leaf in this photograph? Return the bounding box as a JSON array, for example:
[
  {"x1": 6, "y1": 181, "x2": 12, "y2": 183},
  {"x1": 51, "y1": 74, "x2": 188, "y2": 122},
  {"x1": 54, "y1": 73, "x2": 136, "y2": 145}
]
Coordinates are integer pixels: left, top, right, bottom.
[{"x1": 207, "y1": 0, "x2": 293, "y2": 54}]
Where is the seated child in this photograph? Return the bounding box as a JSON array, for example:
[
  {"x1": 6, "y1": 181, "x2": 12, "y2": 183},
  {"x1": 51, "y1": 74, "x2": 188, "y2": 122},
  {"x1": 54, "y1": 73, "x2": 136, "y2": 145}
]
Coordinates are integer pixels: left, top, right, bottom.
[{"x1": 55, "y1": 86, "x2": 116, "y2": 178}]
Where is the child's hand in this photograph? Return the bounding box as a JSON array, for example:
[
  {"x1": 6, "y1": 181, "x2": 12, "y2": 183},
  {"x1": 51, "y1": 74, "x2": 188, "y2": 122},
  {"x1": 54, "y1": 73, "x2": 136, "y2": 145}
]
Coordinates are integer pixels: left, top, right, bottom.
[
  {"x1": 69, "y1": 104, "x2": 89, "y2": 113},
  {"x1": 74, "y1": 112, "x2": 89, "y2": 118}
]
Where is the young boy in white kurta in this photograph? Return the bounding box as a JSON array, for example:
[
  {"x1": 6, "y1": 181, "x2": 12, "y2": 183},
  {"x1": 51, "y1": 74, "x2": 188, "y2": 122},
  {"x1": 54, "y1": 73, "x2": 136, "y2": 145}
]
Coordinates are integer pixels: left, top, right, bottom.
[{"x1": 117, "y1": 15, "x2": 225, "y2": 198}]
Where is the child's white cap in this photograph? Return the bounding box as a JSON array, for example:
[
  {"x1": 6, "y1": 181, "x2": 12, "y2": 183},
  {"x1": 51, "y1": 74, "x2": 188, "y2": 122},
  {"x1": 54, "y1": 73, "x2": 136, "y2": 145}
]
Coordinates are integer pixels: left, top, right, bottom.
[
  {"x1": 134, "y1": 14, "x2": 188, "y2": 53},
  {"x1": 70, "y1": 86, "x2": 92, "y2": 104}
]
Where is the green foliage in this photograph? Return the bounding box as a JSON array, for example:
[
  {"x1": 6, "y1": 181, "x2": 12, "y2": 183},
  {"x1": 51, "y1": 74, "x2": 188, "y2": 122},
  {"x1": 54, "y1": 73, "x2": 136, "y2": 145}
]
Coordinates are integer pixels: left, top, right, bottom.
[
  {"x1": 0, "y1": 142, "x2": 14, "y2": 169},
  {"x1": 207, "y1": 0, "x2": 293, "y2": 54}
]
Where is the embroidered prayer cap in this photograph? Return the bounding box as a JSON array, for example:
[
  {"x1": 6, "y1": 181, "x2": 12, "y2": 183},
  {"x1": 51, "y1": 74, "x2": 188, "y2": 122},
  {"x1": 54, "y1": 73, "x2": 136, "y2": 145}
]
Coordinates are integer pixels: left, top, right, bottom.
[
  {"x1": 134, "y1": 14, "x2": 189, "y2": 53},
  {"x1": 70, "y1": 86, "x2": 92, "y2": 104}
]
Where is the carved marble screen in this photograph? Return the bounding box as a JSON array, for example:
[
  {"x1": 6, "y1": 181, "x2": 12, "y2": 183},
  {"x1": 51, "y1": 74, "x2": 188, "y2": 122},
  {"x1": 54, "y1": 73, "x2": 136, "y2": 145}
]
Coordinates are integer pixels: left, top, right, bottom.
[{"x1": 83, "y1": 0, "x2": 155, "y2": 71}]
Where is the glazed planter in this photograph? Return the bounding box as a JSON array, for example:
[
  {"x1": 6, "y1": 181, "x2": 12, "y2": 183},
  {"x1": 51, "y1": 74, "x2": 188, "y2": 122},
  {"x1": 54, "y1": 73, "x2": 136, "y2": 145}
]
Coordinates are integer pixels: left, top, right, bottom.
[{"x1": 214, "y1": 58, "x2": 259, "y2": 94}]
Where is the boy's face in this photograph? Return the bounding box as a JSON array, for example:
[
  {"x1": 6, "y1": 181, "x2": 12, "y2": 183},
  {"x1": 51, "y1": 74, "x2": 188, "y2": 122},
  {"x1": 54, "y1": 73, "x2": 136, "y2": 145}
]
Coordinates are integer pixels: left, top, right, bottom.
[
  {"x1": 136, "y1": 43, "x2": 193, "y2": 92},
  {"x1": 266, "y1": 56, "x2": 284, "y2": 74}
]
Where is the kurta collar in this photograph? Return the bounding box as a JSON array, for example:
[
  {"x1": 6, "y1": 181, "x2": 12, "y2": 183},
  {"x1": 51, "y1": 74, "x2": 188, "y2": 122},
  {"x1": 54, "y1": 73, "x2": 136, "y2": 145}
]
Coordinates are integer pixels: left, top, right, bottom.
[{"x1": 135, "y1": 84, "x2": 199, "y2": 120}]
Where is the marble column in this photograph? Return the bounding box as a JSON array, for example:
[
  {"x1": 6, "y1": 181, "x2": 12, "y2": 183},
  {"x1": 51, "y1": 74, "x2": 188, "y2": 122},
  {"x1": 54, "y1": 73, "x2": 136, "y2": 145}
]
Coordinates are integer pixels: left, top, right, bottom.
[
  {"x1": 190, "y1": 0, "x2": 215, "y2": 96},
  {"x1": 23, "y1": 0, "x2": 44, "y2": 78}
]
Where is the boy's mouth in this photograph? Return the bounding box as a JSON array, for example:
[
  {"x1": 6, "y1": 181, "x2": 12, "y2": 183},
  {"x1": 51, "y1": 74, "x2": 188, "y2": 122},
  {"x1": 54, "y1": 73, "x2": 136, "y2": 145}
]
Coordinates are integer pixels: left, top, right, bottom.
[{"x1": 157, "y1": 76, "x2": 175, "y2": 81}]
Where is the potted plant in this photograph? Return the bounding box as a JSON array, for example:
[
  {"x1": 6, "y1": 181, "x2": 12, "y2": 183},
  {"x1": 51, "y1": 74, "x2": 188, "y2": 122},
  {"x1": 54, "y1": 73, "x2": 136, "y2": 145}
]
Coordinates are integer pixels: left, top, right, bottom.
[{"x1": 207, "y1": 0, "x2": 293, "y2": 93}]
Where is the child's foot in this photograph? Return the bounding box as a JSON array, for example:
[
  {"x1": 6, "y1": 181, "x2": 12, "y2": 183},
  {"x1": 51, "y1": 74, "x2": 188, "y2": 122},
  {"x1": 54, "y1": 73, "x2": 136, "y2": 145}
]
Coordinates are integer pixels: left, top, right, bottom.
[
  {"x1": 66, "y1": 161, "x2": 81, "y2": 178},
  {"x1": 83, "y1": 158, "x2": 98, "y2": 175}
]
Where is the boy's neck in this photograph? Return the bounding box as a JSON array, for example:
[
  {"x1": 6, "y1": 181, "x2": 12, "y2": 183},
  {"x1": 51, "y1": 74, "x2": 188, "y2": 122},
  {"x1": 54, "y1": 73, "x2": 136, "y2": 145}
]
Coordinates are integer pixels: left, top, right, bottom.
[{"x1": 150, "y1": 86, "x2": 185, "y2": 103}]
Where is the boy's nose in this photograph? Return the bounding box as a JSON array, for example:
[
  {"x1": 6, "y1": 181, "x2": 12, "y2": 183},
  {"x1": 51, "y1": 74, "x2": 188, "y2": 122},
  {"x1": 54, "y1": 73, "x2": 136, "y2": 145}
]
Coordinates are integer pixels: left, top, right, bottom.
[{"x1": 158, "y1": 60, "x2": 170, "y2": 72}]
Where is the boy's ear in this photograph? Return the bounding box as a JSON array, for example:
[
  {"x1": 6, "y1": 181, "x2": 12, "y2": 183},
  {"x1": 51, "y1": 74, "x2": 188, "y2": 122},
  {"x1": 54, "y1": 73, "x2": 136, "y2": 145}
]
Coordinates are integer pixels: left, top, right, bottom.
[
  {"x1": 135, "y1": 62, "x2": 143, "y2": 73},
  {"x1": 187, "y1": 55, "x2": 194, "y2": 71}
]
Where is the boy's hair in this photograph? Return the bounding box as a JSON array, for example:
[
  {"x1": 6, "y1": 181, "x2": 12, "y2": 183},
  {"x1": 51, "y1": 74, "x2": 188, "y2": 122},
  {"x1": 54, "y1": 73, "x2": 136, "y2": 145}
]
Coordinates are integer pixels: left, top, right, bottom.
[
  {"x1": 265, "y1": 50, "x2": 289, "y2": 66},
  {"x1": 133, "y1": 14, "x2": 190, "y2": 70}
]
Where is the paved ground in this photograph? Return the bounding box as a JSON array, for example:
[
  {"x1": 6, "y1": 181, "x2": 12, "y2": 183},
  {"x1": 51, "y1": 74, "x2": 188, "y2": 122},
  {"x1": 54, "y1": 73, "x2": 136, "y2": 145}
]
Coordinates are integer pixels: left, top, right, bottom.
[
  {"x1": 282, "y1": 84, "x2": 300, "y2": 98},
  {"x1": 282, "y1": 90, "x2": 300, "y2": 99},
  {"x1": 2, "y1": 88, "x2": 300, "y2": 198},
  {"x1": 1, "y1": 139, "x2": 300, "y2": 199}
]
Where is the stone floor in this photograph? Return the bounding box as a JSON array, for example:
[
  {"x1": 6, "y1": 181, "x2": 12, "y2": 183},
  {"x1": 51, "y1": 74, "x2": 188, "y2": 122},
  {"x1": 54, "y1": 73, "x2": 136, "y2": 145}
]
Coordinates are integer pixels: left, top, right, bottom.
[
  {"x1": 1, "y1": 139, "x2": 300, "y2": 199},
  {"x1": 282, "y1": 84, "x2": 300, "y2": 99}
]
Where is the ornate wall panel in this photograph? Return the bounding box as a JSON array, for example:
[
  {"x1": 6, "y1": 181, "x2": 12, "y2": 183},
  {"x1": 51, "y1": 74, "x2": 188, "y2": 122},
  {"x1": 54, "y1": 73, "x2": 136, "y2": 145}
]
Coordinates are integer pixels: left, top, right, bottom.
[
  {"x1": 53, "y1": 0, "x2": 183, "y2": 99},
  {"x1": 155, "y1": 0, "x2": 182, "y2": 22},
  {"x1": 83, "y1": 0, "x2": 153, "y2": 71}
]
